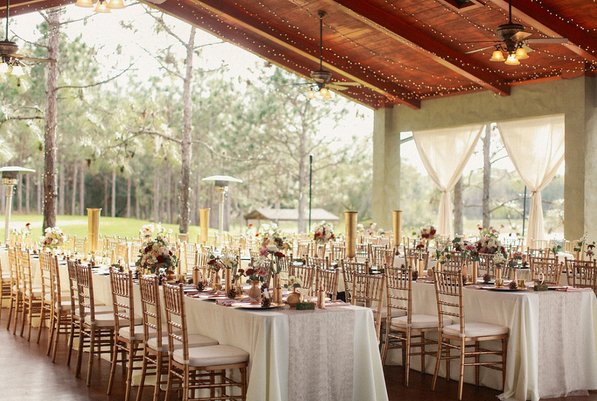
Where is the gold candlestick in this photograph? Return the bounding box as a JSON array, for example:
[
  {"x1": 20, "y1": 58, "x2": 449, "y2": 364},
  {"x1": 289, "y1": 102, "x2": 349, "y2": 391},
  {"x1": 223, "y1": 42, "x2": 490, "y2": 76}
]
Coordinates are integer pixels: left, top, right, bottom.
[
  {"x1": 199, "y1": 208, "x2": 210, "y2": 245},
  {"x1": 87, "y1": 208, "x2": 101, "y2": 255},
  {"x1": 344, "y1": 211, "x2": 358, "y2": 259},
  {"x1": 392, "y1": 210, "x2": 402, "y2": 251}
]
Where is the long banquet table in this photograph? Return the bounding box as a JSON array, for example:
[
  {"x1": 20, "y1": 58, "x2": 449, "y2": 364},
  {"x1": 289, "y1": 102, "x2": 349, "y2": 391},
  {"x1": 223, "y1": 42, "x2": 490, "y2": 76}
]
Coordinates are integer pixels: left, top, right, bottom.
[{"x1": 386, "y1": 281, "x2": 597, "y2": 401}]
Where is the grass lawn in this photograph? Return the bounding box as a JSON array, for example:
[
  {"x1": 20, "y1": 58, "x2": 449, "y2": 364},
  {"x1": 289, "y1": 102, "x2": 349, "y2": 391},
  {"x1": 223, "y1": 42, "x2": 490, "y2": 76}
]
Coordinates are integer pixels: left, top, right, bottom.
[{"x1": 1, "y1": 213, "x2": 202, "y2": 240}]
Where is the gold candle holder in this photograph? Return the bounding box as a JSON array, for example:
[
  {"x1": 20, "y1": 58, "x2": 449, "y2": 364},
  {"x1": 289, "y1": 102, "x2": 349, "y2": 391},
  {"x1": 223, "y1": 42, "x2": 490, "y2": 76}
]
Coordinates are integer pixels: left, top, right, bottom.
[
  {"x1": 392, "y1": 210, "x2": 402, "y2": 250},
  {"x1": 199, "y1": 208, "x2": 210, "y2": 245},
  {"x1": 344, "y1": 211, "x2": 358, "y2": 259},
  {"x1": 87, "y1": 208, "x2": 101, "y2": 255}
]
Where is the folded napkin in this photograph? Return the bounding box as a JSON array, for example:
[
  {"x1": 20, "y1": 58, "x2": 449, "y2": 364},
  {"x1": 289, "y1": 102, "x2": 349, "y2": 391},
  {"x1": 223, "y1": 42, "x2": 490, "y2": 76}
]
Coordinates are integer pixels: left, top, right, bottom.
[{"x1": 215, "y1": 299, "x2": 236, "y2": 306}]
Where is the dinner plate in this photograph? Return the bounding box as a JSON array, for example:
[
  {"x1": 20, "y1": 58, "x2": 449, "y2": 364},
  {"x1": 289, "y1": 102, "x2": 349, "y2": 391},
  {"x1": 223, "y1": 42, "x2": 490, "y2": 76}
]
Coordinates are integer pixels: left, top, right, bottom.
[
  {"x1": 196, "y1": 294, "x2": 229, "y2": 301},
  {"x1": 481, "y1": 286, "x2": 527, "y2": 292},
  {"x1": 232, "y1": 303, "x2": 283, "y2": 310}
]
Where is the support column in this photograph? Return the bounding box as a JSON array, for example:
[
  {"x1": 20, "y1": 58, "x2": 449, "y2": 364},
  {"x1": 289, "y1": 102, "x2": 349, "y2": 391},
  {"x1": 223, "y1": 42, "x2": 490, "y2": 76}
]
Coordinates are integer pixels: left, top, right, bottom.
[
  {"x1": 372, "y1": 106, "x2": 401, "y2": 229},
  {"x1": 582, "y1": 76, "x2": 597, "y2": 241}
]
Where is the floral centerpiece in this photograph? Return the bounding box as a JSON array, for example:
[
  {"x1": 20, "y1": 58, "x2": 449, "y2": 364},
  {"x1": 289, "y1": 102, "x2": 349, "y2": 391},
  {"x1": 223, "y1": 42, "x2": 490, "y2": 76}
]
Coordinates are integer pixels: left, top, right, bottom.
[
  {"x1": 135, "y1": 235, "x2": 178, "y2": 275},
  {"x1": 42, "y1": 227, "x2": 67, "y2": 249},
  {"x1": 139, "y1": 223, "x2": 171, "y2": 240},
  {"x1": 475, "y1": 226, "x2": 507, "y2": 257},
  {"x1": 420, "y1": 225, "x2": 437, "y2": 240},
  {"x1": 207, "y1": 252, "x2": 239, "y2": 293},
  {"x1": 587, "y1": 241, "x2": 595, "y2": 260},
  {"x1": 245, "y1": 256, "x2": 270, "y2": 283},
  {"x1": 313, "y1": 222, "x2": 335, "y2": 244}
]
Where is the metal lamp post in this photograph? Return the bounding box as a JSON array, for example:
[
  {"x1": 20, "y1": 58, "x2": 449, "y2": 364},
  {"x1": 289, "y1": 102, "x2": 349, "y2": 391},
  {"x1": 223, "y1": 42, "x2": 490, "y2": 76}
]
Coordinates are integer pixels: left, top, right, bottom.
[
  {"x1": 202, "y1": 175, "x2": 242, "y2": 249},
  {"x1": 1, "y1": 166, "x2": 35, "y2": 245}
]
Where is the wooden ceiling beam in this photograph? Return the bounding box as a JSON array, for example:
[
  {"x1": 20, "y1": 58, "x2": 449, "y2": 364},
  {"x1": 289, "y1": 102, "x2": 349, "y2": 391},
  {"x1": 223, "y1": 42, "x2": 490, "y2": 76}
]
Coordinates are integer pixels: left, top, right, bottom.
[
  {"x1": 186, "y1": 0, "x2": 420, "y2": 109},
  {"x1": 488, "y1": 0, "x2": 597, "y2": 64},
  {"x1": 330, "y1": 0, "x2": 511, "y2": 96},
  {"x1": 0, "y1": 0, "x2": 72, "y2": 18},
  {"x1": 154, "y1": 1, "x2": 390, "y2": 108}
]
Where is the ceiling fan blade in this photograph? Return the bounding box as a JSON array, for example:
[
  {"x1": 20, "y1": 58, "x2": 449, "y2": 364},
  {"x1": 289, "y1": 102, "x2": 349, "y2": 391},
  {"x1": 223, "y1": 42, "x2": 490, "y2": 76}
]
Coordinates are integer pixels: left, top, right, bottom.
[
  {"x1": 510, "y1": 31, "x2": 532, "y2": 42},
  {"x1": 465, "y1": 46, "x2": 494, "y2": 55},
  {"x1": 12, "y1": 54, "x2": 51, "y2": 63},
  {"x1": 526, "y1": 37, "x2": 568, "y2": 45},
  {"x1": 326, "y1": 84, "x2": 349, "y2": 91},
  {"x1": 332, "y1": 81, "x2": 360, "y2": 87}
]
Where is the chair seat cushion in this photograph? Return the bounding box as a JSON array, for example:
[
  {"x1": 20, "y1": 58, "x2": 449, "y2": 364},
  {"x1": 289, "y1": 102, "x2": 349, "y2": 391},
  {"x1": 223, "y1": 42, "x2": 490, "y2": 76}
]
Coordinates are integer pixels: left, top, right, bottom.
[
  {"x1": 74, "y1": 305, "x2": 113, "y2": 318},
  {"x1": 380, "y1": 308, "x2": 406, "y2": 319},
  {"x1": 391, "y1": 314, "x2": 444, "y2": 329},
  {"x1": 147, "y1": 333, "x2": 218, "y2": 352},
  {"x1": 173, "y1": 344, "x2": 248, "y2": 367},
  {"x1": 84, "y1": 313, "x2": 116, "y2": 328},
  {"x1": 119, "y1": 325, "x2": 146, "y2": 341},
  {"x1": 443, "y1": 322, "x2": 508, "y2": 338}
]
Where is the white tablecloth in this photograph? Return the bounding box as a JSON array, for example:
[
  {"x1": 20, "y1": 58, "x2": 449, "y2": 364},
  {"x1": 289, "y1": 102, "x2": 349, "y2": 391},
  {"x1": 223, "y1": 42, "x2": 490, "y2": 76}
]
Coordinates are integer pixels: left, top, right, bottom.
[{"x1": 387, "y1": 281, "x2": 597, "y2": 401}]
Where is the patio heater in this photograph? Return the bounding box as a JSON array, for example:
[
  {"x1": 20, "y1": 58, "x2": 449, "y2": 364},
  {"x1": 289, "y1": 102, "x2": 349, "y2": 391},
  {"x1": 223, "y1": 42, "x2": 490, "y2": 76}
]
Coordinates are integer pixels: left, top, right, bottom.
[
  {"x1": 1, "y1": 166, "x2": 35, "y2": 245},
  {"x1": 202, "y1": 175, "x2": 242, "y2": 249}
]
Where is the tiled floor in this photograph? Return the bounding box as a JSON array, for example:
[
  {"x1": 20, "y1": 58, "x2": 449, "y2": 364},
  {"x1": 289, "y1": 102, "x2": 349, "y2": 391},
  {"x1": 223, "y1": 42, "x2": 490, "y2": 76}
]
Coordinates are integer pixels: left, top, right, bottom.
[{"x1": 0, "y1": 312, "x2": 595, "y2": 401}]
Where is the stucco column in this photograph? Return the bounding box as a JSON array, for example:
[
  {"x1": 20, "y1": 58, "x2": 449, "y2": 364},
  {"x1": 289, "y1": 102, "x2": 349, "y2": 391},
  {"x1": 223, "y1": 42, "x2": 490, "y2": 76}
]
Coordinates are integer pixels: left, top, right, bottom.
[
  {"x1": 582, "y1": 77, "x2": 597, "y2": 241},
  {"x1": 372, "y1": 106, "x2": 401, "y2": 229}
]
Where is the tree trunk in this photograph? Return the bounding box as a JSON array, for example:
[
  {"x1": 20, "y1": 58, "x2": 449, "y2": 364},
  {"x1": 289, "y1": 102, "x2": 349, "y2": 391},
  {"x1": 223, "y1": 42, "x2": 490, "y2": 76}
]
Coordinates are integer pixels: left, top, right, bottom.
[
  {"x1": 111, "y1": 169, "x2": 116, "y2": 217},
  {"x1": 482, "y1": 124, "x2": 491, "y2": 228},
  {"x1": 297, "y1": 126, "x2": 307, "y2": 233},
  {"x1": 36, "y1": 174, "x2": 41, "y2": 214},
  {"x1": 453, "y1": 177, "x2": 463, "y2": 235},
  {"x1": 42, "y1": 10, "x2": 60, "y2": 231},
  {"x1": 25, "y1": 174, "x2": 30, "y2": 214},
  {"x1": 71, "y1": 162, "x2": 77, "y2": 215},
  {"x1": 166, "y1": 170, "x2": 172, "y2": 223},
  {"x1": 134, "y1": 180, "x2": 140, "y2": 219},
  {"x1": 126, "y1": 176, "x2": 131, "y2": 218},
  {"x1": 178, "y1": 27, "x2": 196, "y2": 234},
  {"x1": 16, "y1": 175, "x2": 22, "y2": 213},
  {"x1": 58, "y1": 160, "x2": 65, "y2": 215},
  {"x1": 153, "y1": 173, "x2": 160, "y2": 222},
  {"x1": 79, "y1": 161, "x2": 85, "y2": 214},
  {"x1": 103, "y1": 176, "x2": 109, "y2": 215}
]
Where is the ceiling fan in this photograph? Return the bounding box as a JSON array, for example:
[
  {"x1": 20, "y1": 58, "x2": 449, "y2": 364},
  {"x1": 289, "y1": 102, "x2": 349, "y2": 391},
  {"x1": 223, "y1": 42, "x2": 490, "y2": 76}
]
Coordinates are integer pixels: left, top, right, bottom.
[
  {"x1": 0, "y1": 0, "x2": 50, "y2": 75},
  {"x1": 305, "y1": 10, "x2": 360, "y2": 97},
  {"x1": 465, "y1": 0, "x2": 568, "y2": 65}
]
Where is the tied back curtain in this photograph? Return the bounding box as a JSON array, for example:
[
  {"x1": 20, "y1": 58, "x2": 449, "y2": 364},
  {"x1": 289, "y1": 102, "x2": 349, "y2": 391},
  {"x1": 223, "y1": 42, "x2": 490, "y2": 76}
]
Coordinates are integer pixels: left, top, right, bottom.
[
  {"x1": 413, "y1": 124, "x2": 483, "y2": 238},
  {"x1": 498, "y1": 115, "x2": 565, "y2": 244}
]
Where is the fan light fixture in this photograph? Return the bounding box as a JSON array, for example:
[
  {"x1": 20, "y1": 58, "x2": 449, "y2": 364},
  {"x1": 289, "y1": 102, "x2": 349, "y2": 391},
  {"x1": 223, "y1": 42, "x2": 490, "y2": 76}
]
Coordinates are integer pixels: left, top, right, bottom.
[
  {"x1": 75, "y1": 0, "x2": 125, "y2": 12},
  {"x1": 0, "y1": 0, "x2": 28, "y2": 79},
  {"x1": 489, "y1": 44, "x2": 528, "y2": 66}
]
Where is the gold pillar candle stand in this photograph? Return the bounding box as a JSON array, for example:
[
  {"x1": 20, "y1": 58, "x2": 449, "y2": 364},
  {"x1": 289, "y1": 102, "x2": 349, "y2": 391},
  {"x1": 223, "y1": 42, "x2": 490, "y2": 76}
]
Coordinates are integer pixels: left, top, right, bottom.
[
  {"x1": 418, "y1": 258, "x2": 425, "y2": 279},
  {"x1": 472, "y1": 261, "x2": 479, "y2": 284},
  {"x1": 87, "y1": 208, "x2": 101, "y2": 255},
  {"x1": 199, "y1": 208, "x2": 210, "y2": 245},
  {"x1": 344, "y1": 211, "x2": 358, "y2": 259},
  {"x1": 225, "y1": 268, "x2": 232, "y2": 294},
  {"x1": 392, "y1": 210, "x2": 402, "y2": 250}
]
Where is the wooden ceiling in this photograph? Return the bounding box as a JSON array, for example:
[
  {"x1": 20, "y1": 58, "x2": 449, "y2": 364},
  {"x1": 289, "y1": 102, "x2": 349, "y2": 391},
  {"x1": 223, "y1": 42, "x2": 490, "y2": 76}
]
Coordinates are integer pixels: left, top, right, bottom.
[{"x1": 3, "y1": 0, "x2": 596, "y2": 109}]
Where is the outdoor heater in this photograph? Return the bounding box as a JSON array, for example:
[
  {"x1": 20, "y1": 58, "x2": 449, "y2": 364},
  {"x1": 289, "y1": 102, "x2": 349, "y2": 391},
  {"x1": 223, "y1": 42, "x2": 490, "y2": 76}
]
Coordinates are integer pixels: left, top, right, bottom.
[
  {"x1": 202, "y1": 175, "x2": 242, "y2": 248},
  {"x1": 1, "y1": 166, "x2": 35, "y2": 245}
]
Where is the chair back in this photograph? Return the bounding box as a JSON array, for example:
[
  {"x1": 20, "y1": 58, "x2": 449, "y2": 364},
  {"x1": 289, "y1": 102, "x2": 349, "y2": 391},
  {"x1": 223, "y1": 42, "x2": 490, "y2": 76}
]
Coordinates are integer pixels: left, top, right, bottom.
[
  {"x1": 307, "y1": 256, "x2": 328, "y2": 270},
  {"x1": 287, "y1": 265, "x2": 315, "y2": 292},
  {"x1": 162, "y1": 283, "x2": 188, "y2": 358},
  {"x1": 330, "y1": 243, "x2": 346, "y2": 263},
  {"x1": 139, "y1": 275, "x2": 163, "y2": 346},
  {"x1": 39, "y1": 252, "x2": 53, "y2": 304},
  {"x1": 565, "y1": 259, "x2": 597, "y2": 293},
  {"x1": 439, "y1": 258, "x2": 464, "y2": 273},
  {"x1": 7, "y1": 247, "x2": 20, "y2": 292},
  {"x1": 296, "y1": 241, "x2": 310, "y2": 259},
  {"x1": 385, "y1": 266, "x2": 411, "y2": 324},
  {"x1": 354, "y1": 243, "x2": 368, "y2": 262},
  {"x1": 478, "y1": 253, "x2": 496, "y2": 277},
  {"x1": 341, "y1": 259, "x2": 368, "y2": 303},
  {"x1": 369, "y1": 245, "x2": 392, "y2": 269},
  {"x1": 109, "y1": 269, "x2": 135, "y2": 335},
  {"x1": 433, "y1": 270, "x2": 464, "y2": 334},
  {"x1": 314, "y1": 268, "x2": 339, "y2": 301},
  {"x1": 48, "y1": 254, "x2": 64, "y2": 310},
  {"x1": 530, "y1": 256, "x2": 562, "y2": 285},
  {"x1": 66, "y1": 260, "x2": 79, "y2": 318},
  {"x1": 75, "y1": 263, "x2": 99, "y2": 323},
  {"x1": 17, "y1": 248, "x2": 34, "y2": 297},
  {"x1": 351, "y1": 271, "x2": 386, "y2": 339}
]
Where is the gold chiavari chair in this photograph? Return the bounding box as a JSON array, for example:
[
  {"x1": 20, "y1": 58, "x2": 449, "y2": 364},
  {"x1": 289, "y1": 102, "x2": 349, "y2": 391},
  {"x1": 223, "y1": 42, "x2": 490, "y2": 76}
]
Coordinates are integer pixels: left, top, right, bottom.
[
  {"x1": 296, "y1": 241, "x2": 311, "y2": 260},
  {"x1": 163, "y1": 283, "x2": 249, "y2": 401},
  {"x1": 432, "y1": 270, "x2": 509, "y2": 401},
  {"x1": 37, "y1": 252, "x2": 53, "y2": 345},
  {"x1": 382, "y1": 266, "x2": 439, "y2": 386},
  {"x1": 527, "y1": 247, "x2": 550, "y2": 258},
  {"x1": 477, "y1": 253, "x2": 497, "y2": 278},
  {"x1": 314, "y1": 267, "x2": 339, "y2": 301},
  {"x1": 18, "y1": 248, "x2": 42, "y2": 341},
  {"x1": 287, "y1": 264, "x2": 315, "y2": 293},
  {"x1": 5, "y1": 247, "x2": 21, "y2": 333},
  {"x1": 370, "y1": 245, "x2": 394, "y2": 269},
  {"x1": 439, "y1": 257, "x2": 465, "y2": 273},
  {"x1": 529, "y1": 256, "x2": 562, "y2": 285},
  {"x1": 312, "y1": 242, "x2": 327, "y2": 259},
  {"x1": 354, "y1": 243, "x2": 369, "y2": 262},
  {"x1": 306, "y1": 256, "x2": 329, "y2": 270},
  {"x1": 46, "y1": 254, "x2": 72, "y2": 362},
  {"x1": 75, "y1": 263, "x2": 116, "y2": 386},
  {"x1": 107, "y1": 270, "x2": 144, "y2": 401},
  {"x1": 341, "y1": 259, "x2": 369, "y2": 304},
  {"x1": 0, "y1": 255, "x2": 10, "y2": 320},
  {"x1": 351, "y1": 271, "x2": 386, "y2": 340},
  {"x1": 330, "y1": 243, "x2": 346, "y2": 264},
  {"x1": 74, "y1": 236, "x2": 88, "y2": 255},
  {"x1": 565, "y1": 259, "x2": 597, "y2": 293}
]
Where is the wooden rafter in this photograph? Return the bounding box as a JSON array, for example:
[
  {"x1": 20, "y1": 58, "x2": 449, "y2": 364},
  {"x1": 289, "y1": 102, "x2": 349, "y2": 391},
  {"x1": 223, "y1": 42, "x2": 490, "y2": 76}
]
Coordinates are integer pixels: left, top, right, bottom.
[
  {"x1": 186, "y1": 0, "x2": 420, "y2": 109},
  {"x1": 329, "y1": 0, "x2": 511, "y2": 96},
  {"x1": 489, "y1": 0, "x2": 597, "y2": 64}
]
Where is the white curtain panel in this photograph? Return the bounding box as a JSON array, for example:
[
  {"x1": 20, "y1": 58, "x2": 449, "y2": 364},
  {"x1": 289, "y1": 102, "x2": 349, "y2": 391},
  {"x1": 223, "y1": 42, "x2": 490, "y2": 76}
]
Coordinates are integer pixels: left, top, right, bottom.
[
  {"x1": 413, "y1": 124, "x2": 483, "y2": 238},
  {"x1": 498, "y1": 114, "x2": 565, "y2": 244}
]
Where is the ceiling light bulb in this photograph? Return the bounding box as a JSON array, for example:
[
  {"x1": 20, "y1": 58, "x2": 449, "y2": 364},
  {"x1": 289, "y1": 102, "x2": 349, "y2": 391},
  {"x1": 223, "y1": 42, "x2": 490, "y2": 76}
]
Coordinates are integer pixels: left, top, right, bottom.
[
  {"x1": 505, "y1": 53, "x2": 520, "y2": 65},
  {"x1": 320, "y1": 87, "x2": 332, "y2": 100},
  {"x1": 515, "y1": 46, "x2": 529, "y2": 60},
  {"x1": 107, "y1": 0, "x2": 125, "y2": 9},
  {"x1": 11, "y1": 64, "x2": 24, "y2": 77},
  {"x1": 95, "y1": 0, "x2": 111, "y2": 13},
  {"x1": 306, "y1": 90, "x2": 316, "y2": 99},
  {"x1": 75, "y1": 0, "x2": 94, "y2": 7},
  {"x1": 489, "y1": 50, "x2": 505, "y2": 62},
  {"x1": 0, "y1": 62, "x2": 9, "y2": 75}
]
